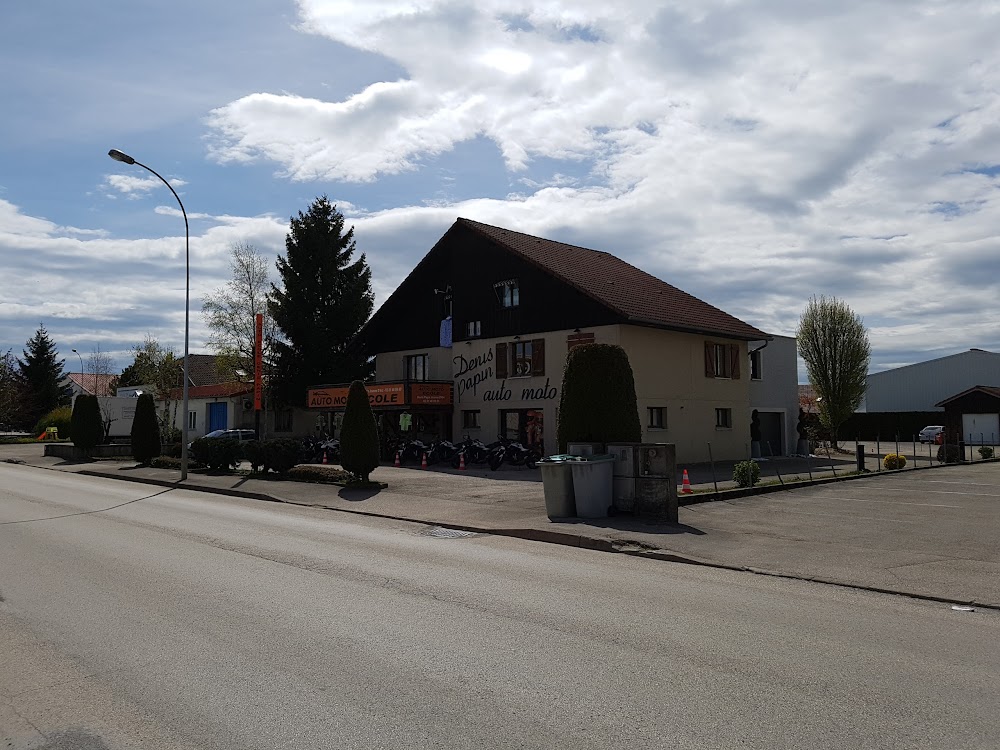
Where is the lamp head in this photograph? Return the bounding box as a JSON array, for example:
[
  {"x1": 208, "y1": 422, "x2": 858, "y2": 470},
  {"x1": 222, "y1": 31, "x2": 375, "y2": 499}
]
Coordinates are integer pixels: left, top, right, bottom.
[{"x1": 108, "y1": 149, "x2": 136, "y2": 165}]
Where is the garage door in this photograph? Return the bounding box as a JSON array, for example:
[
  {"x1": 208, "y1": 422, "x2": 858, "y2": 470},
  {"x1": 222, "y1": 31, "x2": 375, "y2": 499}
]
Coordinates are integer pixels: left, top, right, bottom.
[{"x1": 962, "y1": 413, "x2": 1000, "y2": 445}]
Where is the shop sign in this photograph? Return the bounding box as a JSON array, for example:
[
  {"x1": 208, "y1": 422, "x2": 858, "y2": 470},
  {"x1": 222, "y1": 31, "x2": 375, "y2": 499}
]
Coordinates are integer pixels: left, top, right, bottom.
[
  {"x1": 411, "y1": 382, "x2": 453, "y2": 406},
  {"x1": 308, "y1": 383, "x2": 405, "y2": 408}
]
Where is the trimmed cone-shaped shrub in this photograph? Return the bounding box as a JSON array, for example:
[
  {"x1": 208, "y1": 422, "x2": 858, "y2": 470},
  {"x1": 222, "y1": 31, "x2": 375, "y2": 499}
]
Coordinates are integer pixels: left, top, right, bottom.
[
  {"x1": 70, "y1": 395, "x2": 104, "y2": 452},
  {"x1": 131, "y1": 393, "x2": 161, "y2": 465},
  {"x1": 339, "y1": 380, "x2": 380, "y2": 482},
  {"x1": 557, "y1": 343, "x2": 641, "y2": 452}
]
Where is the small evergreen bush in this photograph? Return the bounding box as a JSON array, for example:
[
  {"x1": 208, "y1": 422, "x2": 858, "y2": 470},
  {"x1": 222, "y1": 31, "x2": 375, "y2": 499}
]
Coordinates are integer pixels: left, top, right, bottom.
[
  {"x1": 978, "y1": 446, "x2": 994, "y2": 459},
  {"x1": 733, "y1": 460, "x2": 760, "y2": 488},
  {"x1": 882, "y1": 453, "x2": 907, "y2": 470},
  {"x1": 130, "y1": 394, "x2": 161, "y2": 465},
  {"x1": 242, "y1": 440, "x2": 265, "y2": 473},
  {"x1": 936, "y1": 444, "x2": 961, "y2": 464},
  {"x1": 262, "y1": 438, "x2": 300, "y2": 474},
  {"x1": 557, "y1": 344, "x2": 641, "y2": 452},
  {"x1": 70, "y1": 395, "x2": 104, "y2": 452},
  {"x1": 33, "y1": 406, "x2": 72, "y2": 440},
  {"x1": 339, "y1": 380, "x2": 380, "y2": 482},
  {"x1": 190, "y1": 437, "x2": 240, "y2": 472}
]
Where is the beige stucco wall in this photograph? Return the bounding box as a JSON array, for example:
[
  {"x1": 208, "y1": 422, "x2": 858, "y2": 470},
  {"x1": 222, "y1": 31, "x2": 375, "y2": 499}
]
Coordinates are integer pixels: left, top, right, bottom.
[
  {"x1": 617, "y1": 326, "x2": 751, "y2": 464},
  {"x1": 372, "y1": 324, "x2": 753, "y2": 464}
]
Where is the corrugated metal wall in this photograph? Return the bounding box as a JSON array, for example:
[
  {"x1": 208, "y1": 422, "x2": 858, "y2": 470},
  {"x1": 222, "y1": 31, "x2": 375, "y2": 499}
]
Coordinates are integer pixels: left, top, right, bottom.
[{"x1": 865, "y1": 350, "x2": 1000, "y2": 412}]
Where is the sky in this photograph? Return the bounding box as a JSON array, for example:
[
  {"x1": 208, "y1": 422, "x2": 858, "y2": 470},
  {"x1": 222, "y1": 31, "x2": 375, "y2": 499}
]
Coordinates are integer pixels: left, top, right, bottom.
[{"x1": 2, "y1": 0, "x2": 999, "y2": 384}]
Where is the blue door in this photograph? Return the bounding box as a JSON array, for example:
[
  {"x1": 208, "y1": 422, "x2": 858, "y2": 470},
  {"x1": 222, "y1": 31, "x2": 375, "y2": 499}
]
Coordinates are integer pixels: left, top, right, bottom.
[{"x1": 208, "y1": 402, "x2": 228, "y2": 432}]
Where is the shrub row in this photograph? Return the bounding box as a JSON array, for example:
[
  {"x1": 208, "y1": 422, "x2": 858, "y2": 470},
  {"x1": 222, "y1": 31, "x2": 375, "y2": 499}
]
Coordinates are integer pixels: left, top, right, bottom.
[{"x1": 189, "y1": 437, "x2": 302, "y2": 474}]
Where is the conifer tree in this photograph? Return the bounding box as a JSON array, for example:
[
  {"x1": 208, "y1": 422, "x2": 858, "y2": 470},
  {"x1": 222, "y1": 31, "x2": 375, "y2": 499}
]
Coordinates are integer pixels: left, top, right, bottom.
[
  {"x1": 339, "y1": 380, "x2": 380, "y2": 482},
  {"x1": 17, "y1": 325, "x2": 69, "y2": 428},
  {"x1": 71, "y1": 395, "x2": 104, "y2": 452},
  {"x1": 268, "y1": 197, "x2": 374, "y2": 406},
  {"x1": 131, "y1": 393, "x2": 161, "y2": 465}
]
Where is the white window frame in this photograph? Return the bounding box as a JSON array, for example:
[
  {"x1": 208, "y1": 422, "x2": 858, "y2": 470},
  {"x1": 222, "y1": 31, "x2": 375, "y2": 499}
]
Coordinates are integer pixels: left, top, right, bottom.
[
  {"x1": 406, "y1": 353, "x2": 428, "y2": 382},
  {"x1": 466, "y1": 320, "x2": 481, "y2": 338},
  {"x1": 647, "y1": 407, "x2": 665, "y2": 430},
  {"x1": 462, "y1": 410, "x2": 481, "y2": 429},
  {"x1": 187, "y1": 410, "x2": 197, "y2": 430},
  {"x1": 750, "y1": 349, "x2": 763, "y2": 381},
  {"x1": 715, "y1": 408, "x2": 733, "y2": 429}
]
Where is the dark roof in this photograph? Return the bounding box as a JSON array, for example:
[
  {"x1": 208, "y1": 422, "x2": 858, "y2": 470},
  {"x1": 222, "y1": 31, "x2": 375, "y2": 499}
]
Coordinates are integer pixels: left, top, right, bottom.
[
  {"x1": 934, "y1": 385, "x2": 1000, "y2": 407},
  {"x1": 182, "y1": 354, "x2": 226, "y2": 387},
  {"x1": 457, "y1": 218, "x2": 770, "y2": 340}
]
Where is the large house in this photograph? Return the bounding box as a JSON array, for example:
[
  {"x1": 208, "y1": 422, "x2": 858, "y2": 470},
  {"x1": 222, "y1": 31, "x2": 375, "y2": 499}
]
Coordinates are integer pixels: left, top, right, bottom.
[{"x1": 309, "y1": 219, "x2": 796, "y2": 464}]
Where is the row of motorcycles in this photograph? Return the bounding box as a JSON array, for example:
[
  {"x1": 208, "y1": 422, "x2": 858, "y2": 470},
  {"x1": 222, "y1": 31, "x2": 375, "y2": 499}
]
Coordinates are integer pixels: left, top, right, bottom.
[
  {"x1": 396, "y1": 435, "x2": 541, "y2": 471},
  {"x1": 301, "y1": 434, "x2": 341, "y2": 464}
]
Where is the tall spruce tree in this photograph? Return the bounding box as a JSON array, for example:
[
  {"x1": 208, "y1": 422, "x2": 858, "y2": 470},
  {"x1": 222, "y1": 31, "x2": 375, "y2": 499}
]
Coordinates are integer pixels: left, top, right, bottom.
[
  {"x1": 269, "y1": 197, "x2": 374, "y2": 406},
  {"x1": 17, "y1": 325, "x2": 69, "y2": 429}
]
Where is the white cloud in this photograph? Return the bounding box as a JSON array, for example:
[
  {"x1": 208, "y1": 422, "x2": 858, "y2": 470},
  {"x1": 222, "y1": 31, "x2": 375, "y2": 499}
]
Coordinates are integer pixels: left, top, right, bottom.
[{"x1": 103, "y1": 173, "x2": 188, "y2": 199}]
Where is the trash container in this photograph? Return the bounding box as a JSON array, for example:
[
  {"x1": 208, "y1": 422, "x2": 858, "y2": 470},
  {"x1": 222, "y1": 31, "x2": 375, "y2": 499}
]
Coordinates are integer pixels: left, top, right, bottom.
[
  {"x1": 570, "y1": 454, "x2": 616, "y2": 519},
  {"x1": 538, "y1": 455, "x2": 580, "y2": 520}
]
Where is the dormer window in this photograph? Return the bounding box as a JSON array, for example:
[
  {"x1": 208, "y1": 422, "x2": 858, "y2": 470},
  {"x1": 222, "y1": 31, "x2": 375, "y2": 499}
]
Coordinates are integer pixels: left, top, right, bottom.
[{"x1": 495, "y1": 279, "x2": 519, "y2": 308}]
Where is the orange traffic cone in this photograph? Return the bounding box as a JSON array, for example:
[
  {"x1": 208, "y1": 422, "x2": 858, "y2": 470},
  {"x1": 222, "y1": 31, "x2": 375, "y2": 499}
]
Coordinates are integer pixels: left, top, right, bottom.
[
  {"x1": 322, "y1": 449, "x2": 328, "y2": 465},
  {"x1": 421, "y1": 452, "x2": 428, "y2": 470},
  {"x1": 681, "y1": 468, "x2": 693, "y2": 494},
  {"x1": 458, "y1": 452, "x2": 466, "y2": 471},
  {"x1": 394, "y1": 451, "x2": 401, "y2": 468}
]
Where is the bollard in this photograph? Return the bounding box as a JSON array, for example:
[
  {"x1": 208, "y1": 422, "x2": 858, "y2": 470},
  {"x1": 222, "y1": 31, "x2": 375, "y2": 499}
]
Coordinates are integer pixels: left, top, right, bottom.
[{"x1": 856, "y1": 444, "x2": 866, "y2": 473}]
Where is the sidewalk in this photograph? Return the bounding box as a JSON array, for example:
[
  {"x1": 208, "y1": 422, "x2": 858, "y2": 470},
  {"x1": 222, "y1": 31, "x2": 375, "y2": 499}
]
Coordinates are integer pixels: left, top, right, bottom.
[{"x1": 5, "y1": 444, "x2": 999, "y2": 609}]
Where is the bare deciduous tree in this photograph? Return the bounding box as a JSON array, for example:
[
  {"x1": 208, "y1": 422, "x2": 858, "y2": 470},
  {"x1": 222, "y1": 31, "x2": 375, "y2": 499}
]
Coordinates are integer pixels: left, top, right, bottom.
[
  {"x1": 202, "y1": 242, "x2": 277, "y2": 382},
  {"x1": 797, "y1": 295, "x2": 871, "y2": 448}
]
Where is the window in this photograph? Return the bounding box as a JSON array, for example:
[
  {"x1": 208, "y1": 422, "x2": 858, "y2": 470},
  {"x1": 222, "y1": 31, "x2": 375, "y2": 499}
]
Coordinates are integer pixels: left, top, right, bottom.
[
  {"x1": 466, "y1": 320, "x2": 481, "y2": 338},
  {"x1": 406, "y1": 354, "x2": 428, "y2": 382},
  {"x1": 704, "y1": 342, "x2": 741, "y2": 379},
  {"x1": 647, "y1": 407, "x2": 665, "y2": 429},
  {"x1": 274, "y1": 409, "x2": 293, "y2": 432},
  {"x1": 188, "y1": 411, "x2": 197, "y2": 430},
  {"x1": 496, "y1": 339, "x2": 545, "y2": 378},
  {"x1": 495, "y1": 279, "x2": 519, "y2": 308},
  {"x1": 512, "y1": 341, "x2": 533, "y2": 377},
  {"x1": 716, "y1": 408, "x2": 733, "y2": 429},
  {"x1": 750, "y1": 349, "x2": 762, "y2": 380},
  {"x1": 462, "y1": 410, "x2": 481, "y2": 429}
]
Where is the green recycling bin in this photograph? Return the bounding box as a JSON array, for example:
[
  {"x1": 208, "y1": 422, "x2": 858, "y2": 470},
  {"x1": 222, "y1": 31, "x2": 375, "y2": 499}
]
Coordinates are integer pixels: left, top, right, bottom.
[{"x1": 537, "y1": 455, "x2": 580, "y2": 520}]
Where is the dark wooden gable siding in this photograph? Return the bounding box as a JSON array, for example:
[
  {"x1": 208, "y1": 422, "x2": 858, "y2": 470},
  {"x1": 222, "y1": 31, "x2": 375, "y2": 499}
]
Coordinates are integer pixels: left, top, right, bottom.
[{"x1": 361, "y1": 222, "x2": 621, "y2": 354}]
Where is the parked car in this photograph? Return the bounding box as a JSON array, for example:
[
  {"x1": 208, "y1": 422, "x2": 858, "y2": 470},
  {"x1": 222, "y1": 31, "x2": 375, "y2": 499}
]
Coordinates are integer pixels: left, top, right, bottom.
[
  {"x1": 187, "y1": 429, "x2": 257, "y2": 450},
  {"x1": 918, "y1": 425, "x2": 944, "y2": 443}
]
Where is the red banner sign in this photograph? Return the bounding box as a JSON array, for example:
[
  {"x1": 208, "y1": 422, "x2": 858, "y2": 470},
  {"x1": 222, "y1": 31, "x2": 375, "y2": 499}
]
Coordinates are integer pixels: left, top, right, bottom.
[{"x1": 254, "y1": 314, "x2": 263, "y2": 411}]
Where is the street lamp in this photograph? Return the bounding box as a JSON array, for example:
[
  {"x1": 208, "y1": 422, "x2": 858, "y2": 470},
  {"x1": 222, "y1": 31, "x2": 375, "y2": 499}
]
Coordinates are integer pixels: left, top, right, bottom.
[
  {"x1": 71, "y1": 348, "x2": 85, "y2": 394},
  {"x1": 108, "y1": 148, "x2": 191, "y2": 480}
]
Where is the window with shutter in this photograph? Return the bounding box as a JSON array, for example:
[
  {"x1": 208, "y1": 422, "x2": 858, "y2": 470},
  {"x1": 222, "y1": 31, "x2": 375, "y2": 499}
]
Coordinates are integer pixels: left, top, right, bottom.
[
  {"x1": 531, "y1": 339, "x2": 545, "y2": 376},
  {"x1": 495, "y1": 342, "x2": 509, "y2": 379}
]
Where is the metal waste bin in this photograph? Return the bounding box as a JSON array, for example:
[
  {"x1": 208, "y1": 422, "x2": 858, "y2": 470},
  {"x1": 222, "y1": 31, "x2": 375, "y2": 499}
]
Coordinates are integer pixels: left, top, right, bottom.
[
  {"x1": 570, "y1": 454, "x2": 616, "y2": 519},
  {"x1": 538, "y1": 455, "x2": 580, "y2": 520}
]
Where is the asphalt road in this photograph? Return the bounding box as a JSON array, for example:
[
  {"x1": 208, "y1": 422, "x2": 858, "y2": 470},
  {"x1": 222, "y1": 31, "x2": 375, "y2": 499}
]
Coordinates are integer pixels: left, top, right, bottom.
[{"x1": 1, "y1": 464, "x2": 998, "y2": 749}]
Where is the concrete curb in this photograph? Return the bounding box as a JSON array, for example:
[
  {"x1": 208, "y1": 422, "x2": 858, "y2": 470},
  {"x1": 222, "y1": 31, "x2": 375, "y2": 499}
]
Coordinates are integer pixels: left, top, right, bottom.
[{"x1": 63, "y1": 464, "x2": 1000, "y2": 612}]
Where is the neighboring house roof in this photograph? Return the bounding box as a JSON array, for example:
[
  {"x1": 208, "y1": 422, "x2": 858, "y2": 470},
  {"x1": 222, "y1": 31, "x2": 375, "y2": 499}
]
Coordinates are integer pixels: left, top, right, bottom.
[
  {"x1": 457, "y1": 218, "x2": 770, "y2": 341},
  {"x1": 179, "y1": 354, "x2": 231, "y2": 387},
  {"x1": 934, "y1": 385, "x2": 1000, "y2": 407},
  {"x1": 167, "y1": 381, "x2": 254, "y2": 400},
  {"x1": 66, "y1": 372, "x2": 116, "y2": 397}
]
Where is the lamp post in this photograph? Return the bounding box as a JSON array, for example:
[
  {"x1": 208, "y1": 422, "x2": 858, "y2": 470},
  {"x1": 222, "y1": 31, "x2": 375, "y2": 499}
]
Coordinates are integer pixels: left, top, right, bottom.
[
  {"x1": 70, "y1": 348, "x2": 86, "y2": 394},
  {"x1": 108, "y1": 148, "x2": 191, "y2": 480}
]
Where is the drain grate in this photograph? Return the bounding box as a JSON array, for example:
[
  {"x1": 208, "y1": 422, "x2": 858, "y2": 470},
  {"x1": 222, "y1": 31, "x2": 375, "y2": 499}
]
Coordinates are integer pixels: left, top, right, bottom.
[{"x1": 424, "y1": 526, "x2": 478, "y2": 539}]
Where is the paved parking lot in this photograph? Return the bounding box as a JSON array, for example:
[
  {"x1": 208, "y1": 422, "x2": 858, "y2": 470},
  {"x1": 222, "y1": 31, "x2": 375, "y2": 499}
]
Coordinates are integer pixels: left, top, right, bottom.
[{"x1": 672, "y1": 462, "x2": 1000, "y2": 605}]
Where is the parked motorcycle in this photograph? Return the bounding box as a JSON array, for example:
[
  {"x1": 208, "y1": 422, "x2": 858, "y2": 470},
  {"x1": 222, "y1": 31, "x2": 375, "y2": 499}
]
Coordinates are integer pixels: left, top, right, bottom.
[
  {"x1": 450, "y1": 436, "x2": 491, "y2": 468},
  {"x1": 487, "y1": 435, "x2": 541, "y2": 470},
  {"x1": 396, "y1": 438, "x2": 431, "y2": 464},
  {"x1": 426, "y1": 439, "x2": 458, "y2": 466}
]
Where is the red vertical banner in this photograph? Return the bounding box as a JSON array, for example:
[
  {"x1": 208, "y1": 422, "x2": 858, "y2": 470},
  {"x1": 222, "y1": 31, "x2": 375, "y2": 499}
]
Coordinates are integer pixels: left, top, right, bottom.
[{"x1": 254, "y1": 314, "x2": 264, "y2": 411}]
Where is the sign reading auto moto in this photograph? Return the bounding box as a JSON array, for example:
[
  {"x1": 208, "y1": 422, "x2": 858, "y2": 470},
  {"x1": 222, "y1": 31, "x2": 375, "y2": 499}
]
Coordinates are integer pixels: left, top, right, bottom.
[{"x1": 308, "y1": 383, "x2": 404, "y2": 408}]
